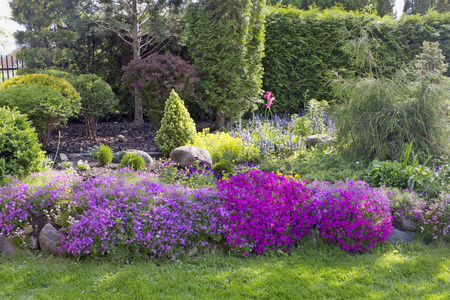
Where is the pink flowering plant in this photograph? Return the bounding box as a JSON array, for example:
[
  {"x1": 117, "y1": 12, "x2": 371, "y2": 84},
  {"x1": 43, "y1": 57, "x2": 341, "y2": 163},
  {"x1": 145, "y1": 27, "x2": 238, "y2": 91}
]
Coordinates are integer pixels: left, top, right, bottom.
[
  {"x1": 217, "y1": 170, "x2": 315, "y2": 255},
  {"x1": 415, "y1": 194, "x2": 450, "y2": 241},
  {"x1": 309, "y1": 180, "x2": 393, "y2": 253}
]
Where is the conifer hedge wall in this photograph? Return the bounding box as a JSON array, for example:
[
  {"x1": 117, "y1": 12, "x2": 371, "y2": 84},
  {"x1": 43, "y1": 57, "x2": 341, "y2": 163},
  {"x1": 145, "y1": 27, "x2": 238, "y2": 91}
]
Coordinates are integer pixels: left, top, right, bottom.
[{"x1": 263, "y1": 7, "x2": 450, "y2": 115}]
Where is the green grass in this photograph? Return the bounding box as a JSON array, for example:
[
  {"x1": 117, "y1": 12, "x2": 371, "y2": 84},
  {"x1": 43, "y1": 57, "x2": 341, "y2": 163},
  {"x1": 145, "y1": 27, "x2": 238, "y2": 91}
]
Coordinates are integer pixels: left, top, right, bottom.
[{"x1": 1, "y1": 240, "x2": 449, "y2": 299}]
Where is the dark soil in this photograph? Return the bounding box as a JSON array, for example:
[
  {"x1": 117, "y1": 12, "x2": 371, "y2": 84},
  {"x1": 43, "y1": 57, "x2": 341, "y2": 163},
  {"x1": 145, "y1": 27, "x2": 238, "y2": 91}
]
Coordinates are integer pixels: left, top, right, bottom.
[{"x1": 46, "y1": 120, "x2": 215, "y2": 178}]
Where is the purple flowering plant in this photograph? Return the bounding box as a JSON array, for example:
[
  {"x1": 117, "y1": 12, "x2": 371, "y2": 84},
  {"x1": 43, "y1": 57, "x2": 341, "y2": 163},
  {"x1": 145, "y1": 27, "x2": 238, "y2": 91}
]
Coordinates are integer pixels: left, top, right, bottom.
[
  {"x1": 309, "y1": 180, "x2": 393, "y2": 253},
  {"x1": 59, "y1": 169, "x2": 228, "y2": 259},
  {"x1": 0, "y1": 171, "x2": 81, "y2": 246},
  {"x1": 217, "y1": 170, "x2": 315, "y2": 255}
]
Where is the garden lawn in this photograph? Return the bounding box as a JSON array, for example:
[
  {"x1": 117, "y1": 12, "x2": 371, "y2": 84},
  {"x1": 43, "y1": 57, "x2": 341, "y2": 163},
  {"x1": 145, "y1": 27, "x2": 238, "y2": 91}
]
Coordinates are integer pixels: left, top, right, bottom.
[{"x1": 1, "y1": 241, "x2": 449, "y2": 299}]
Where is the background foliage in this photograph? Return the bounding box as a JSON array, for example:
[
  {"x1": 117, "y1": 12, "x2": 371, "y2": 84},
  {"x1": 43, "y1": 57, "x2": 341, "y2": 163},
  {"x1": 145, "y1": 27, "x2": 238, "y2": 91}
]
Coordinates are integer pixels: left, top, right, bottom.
[{"x1": 262, "y1": 7, "x2": 450, "y2": 115}]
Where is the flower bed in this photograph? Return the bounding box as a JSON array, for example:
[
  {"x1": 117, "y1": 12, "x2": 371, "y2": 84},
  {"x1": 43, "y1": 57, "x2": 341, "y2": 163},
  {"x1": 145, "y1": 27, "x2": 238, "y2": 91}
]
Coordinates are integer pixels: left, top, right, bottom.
[{"x1": 0, "y1": 167, "x2": 401, "y2": 260}]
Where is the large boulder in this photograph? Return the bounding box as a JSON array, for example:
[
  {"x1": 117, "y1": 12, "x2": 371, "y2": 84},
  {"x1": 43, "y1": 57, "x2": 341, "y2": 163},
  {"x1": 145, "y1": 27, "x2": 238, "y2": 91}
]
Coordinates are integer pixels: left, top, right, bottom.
[
  {"x1": 170, "y1": 146, "x2": 212, "y2": 168},
  {"x1": 118, "y1": 149, "x2": 155, "y2": 166},
  {"x1": 39, "y1": 223, "x2": 61, "y2": 255},
  {"x1": 388, "y1": 229, "x2": 416, "y2": 244},
  {"x1": 303, "y1": 134, "x2": 336, "y2": 148}
]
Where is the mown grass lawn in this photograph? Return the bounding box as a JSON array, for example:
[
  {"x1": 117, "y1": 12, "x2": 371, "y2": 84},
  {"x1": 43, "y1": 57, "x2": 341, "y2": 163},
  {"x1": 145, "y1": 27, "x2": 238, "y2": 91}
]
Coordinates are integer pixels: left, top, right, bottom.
[{"x1": 1, "y1": 240, "x2": 449, "y2": 300}]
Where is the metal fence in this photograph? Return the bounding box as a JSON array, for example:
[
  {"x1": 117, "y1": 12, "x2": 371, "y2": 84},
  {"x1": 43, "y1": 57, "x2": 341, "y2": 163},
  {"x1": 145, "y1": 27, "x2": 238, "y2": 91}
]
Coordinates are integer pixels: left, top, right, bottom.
[{"x1": 0, "y1": 55, "x2": 23, "y2": 82}]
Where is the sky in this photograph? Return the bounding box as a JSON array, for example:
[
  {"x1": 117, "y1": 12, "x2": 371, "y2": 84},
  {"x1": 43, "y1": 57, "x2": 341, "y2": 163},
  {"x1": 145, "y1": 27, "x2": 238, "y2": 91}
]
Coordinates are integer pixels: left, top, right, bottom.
[{"x1": 0, "y1": 0, "x2": 405, "y2": 56}]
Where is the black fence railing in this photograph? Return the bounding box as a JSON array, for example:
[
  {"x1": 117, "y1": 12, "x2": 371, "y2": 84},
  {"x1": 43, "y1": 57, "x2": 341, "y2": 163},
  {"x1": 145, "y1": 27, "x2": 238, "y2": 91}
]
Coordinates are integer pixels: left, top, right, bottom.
[{"x1": 0, "y1": 55, "x2": 23, "y2": 82}]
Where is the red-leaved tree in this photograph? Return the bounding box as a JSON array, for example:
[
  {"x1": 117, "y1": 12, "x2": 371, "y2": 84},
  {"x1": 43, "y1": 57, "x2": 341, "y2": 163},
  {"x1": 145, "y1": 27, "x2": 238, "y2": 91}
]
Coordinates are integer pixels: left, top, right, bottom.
[{"x1": 122, "y1": 53, "x2": 199, "y2": 125}]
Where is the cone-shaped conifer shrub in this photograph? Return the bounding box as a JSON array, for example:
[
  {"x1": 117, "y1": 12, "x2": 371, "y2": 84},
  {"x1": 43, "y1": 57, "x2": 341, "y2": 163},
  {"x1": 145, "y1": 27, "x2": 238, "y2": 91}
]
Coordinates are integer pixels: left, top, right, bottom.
[{"x1": 155, "y1": 90, "x2": 196, "y2": 157}]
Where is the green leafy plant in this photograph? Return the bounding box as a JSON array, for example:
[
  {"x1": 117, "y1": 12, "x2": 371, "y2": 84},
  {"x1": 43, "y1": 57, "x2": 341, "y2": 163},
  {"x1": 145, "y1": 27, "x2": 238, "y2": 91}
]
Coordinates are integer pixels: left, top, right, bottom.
[
  {"x1": 155, "y1": 90, "x2": 197, "y2": 157},
  {"x1": 70, "y1": 74, "x2": 118, "y2": 139},
  {"x1": 212, "y1": 160, "x2": 235, "y2": 178},
  {"x1": 260, "y1": 150, "x2": 364, "y2": 182},
  {"x1": 363, "y1": 142, "x2": 438, "y2": 195},
  {"x1": 120, "y1": 153, "x2": 146, "y2": 171},
  {"x1": 97, "y1": 144, "x2": 113, "y2": 166},
  {"x1": 0, "y1": 84, "x2": 72, "y2": 149},
  {"x1": 293, "y1": 99, "x2": 330, "y2": 136},
  {"x1": 0, "y1": 107, "x2": 46, "y2": 185},
  {"x1": 77, "y1": 160, "x2": 90, "y2": 172}
]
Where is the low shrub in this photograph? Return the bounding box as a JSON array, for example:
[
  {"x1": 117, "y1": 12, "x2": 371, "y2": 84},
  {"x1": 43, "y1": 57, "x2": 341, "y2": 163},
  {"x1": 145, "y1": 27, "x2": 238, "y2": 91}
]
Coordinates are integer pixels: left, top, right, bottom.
[
  {"x1": 1, "y1": 73, "x2": 81, "y2": 115},
  {"x1": 412, "y1": 194, "x2": 450, "y2": 242},
  {"x1": 385, "y1": 188, "x2": 424, "y2": 228},
  {"x1": 260, "y1": 151, "x2": 364, "y2": 183},
  {"x1": 70, "y1": 74, "x2": 118, "y2": 139},
  {"x1": 187, "y1": 129, "x2": 260, "y2": 163},
  {"x1": 217, "y1": 170, "x2": 315, "y2": 255},
  {"x1": 120, "y1": 153, "x2": 146, "y2": 171},
  {"x1": 309, "y1": 180, "x2": 393, "y2": 253},
  {"x1": 97, "y1": 145, "x2": 113, "y2": 166},
  {"x1": 0, "y1": 84, "x2": 72, "y2": 148},
  {"x1": 0, "y1": 107, "x2": 46, "y2": 184},
  {"x1": 212, "y1": 160, "x2": 235, "y2": 178}
]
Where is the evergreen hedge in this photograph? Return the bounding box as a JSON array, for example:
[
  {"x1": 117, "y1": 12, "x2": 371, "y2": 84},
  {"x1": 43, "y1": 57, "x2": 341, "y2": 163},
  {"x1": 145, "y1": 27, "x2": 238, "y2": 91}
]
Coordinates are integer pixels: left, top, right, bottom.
[{"x1": 263, "y1": 7, "x2": 450, "y2": 115}]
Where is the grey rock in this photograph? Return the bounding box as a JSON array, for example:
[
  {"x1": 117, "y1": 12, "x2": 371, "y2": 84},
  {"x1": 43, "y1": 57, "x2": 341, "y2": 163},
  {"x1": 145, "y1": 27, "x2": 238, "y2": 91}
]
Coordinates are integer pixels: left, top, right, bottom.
[
  {"x1": 39, "y1": 224, "x2": 61, "y2": 255},
  {"x1": 117, "y1": 135, "x2": 127, "y2": 142},
  {"x1": 120, "y1": 130, "x2": 129, "y2": 135},
  {"x1": 118, "y1": 150, "x2": 155, "y2": 165},
  {"x1": 388, "y1": 229, "x2": 417, "y2": 244},
  {"x1": 28, "y1": 236, "x2": 39, "y2": 250},
  {"x1": 0, "y1": 236, "x2": 18, "y2": 255},
  {"x1": 170, "y1": 146, "x2": 213, "y2": 168},
  {"x1": 399, "y1": 218, "x2": 417, "y2": 232},
  {"x1": 59, "y1": 153, "x2": 69, "y2": 162},
  {"x1": 187, "y1": 246, "x2": 198, "y2": 257},
  {"x1": 304, "y1": 134, "x2": 337, "y2": 147}
]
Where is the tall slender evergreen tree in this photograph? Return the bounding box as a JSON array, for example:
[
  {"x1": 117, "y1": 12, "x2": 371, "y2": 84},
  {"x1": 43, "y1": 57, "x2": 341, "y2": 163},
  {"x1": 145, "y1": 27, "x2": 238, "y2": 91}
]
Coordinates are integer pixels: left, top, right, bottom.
[{"x1": 186, "y1": 0, "x2": 265, "y2": 129}]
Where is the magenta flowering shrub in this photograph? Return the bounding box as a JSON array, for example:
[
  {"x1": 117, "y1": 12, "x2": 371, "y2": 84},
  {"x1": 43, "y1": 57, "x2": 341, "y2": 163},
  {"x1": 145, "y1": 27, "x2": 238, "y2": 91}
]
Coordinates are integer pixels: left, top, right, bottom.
[
  {"x1": 310, "y1": 180, "x2": 393, "y2": 253},
  {"x1": 217, "y1": 170, "x2": 314, "y2": 255},
  {"x1": 60, "y1": 172, "x2": 228, "y2": 259},
  {"x1": 0, "y1": 171, "x2": 81, "y2": 246}
]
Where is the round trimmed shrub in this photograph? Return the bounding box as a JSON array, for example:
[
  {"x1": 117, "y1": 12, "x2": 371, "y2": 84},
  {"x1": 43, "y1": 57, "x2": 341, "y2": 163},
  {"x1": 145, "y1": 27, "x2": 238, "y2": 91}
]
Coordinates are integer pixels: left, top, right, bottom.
[
  {"x1": 97, "y1": 144, "x2": 113, "y2": 166},
  {"x1": 1, "y1": 73, "x2": 81, "y2": 115},
  {"x1": 155, "y1": 90, "x2": 197, "y2": 157},
  {"x1": 120, "y1": 153, "x2": 146, "y2": 171},
  {"x1": 0, "y1": 84, "x2": 72, "y2": 149},
  {"x1": 0, "y1": 107, "x2": 45, "y2": 184},
  {"x1": 69, "y1": 74, "x2": 118, "y2": 139},
  {"x1": 309, "y1": 180, "x2": 393, "y2": 253}
]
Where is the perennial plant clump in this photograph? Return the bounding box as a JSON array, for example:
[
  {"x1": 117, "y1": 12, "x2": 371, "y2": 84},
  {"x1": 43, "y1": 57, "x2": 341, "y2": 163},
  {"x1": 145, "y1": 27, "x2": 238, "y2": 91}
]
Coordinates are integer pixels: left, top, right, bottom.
[
  {"x1": 309, "y1": 180, "x2": 393, "y2": 253},
  {"x1": 59, "y1": 170, "x2": 229, "y2": 259},
  {"x1": 187, "y1": 129, "x2": 260, "y2": 163},
  {"x1": 0, "y1": 171, "x2": 81, "y2": 246},
  {"x1": 217, "y1": 170, "x2": 315, "y2": 255}
]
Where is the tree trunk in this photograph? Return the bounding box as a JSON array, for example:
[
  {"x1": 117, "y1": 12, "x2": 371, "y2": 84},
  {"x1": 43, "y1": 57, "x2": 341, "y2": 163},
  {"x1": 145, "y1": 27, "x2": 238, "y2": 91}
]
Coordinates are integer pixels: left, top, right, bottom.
[
  {"x1": 215, "y1": 112, "x2": 226, "y2": 131},
  {"x1": 132, "y1": 0, "x2": 144, "y2": 126}
]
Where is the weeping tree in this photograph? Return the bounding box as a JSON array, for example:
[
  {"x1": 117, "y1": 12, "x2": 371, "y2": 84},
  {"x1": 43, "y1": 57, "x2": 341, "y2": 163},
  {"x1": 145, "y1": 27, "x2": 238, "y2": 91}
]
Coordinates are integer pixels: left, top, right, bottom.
[
  {"x1": 186, "y1": 0, "x2": 266, "y2": 129},
  {"x1": 64, "y1": 0, "x2": 184, "y2": 125}
]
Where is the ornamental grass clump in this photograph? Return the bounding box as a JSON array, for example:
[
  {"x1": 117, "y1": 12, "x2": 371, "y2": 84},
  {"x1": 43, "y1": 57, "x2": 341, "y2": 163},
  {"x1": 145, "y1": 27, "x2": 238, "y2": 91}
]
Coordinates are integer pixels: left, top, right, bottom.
[
  {"x1": 309, "y1": 180, "x2": 393, "y2": 253},
  {"x1": 217, "y1": 170, "x2": 315, "y2": 255},
  {"x1": 59, "y1": 171, "x2": 228, "y2": 259}
]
